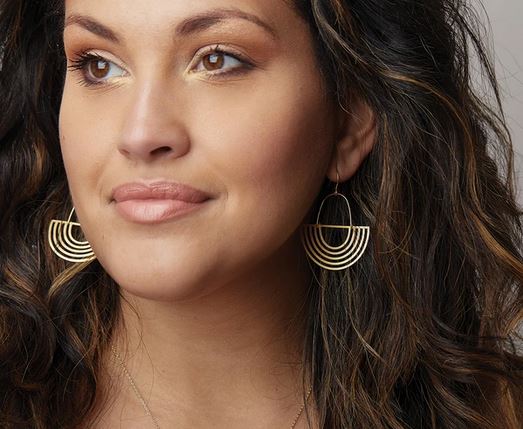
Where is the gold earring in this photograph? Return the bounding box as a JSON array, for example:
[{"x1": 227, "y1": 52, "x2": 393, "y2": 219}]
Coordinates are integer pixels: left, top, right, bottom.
[
  {"x1": 300, "y1": 172, "x2": 370, "y2": 271},
  {"x1": 48, "y1": 207, "x2": 96, "y2": 263}
]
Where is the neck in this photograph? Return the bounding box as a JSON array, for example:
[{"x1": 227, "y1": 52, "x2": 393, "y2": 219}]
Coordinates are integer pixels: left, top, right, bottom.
[{"x1": 99, "y1": 234, "x2": 317, "y2": 428}]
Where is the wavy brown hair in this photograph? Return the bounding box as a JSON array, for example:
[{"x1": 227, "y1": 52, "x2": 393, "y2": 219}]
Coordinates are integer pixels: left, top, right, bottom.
[{"x1": 1, "y1": 0, "x2": 522, "y2": 428}]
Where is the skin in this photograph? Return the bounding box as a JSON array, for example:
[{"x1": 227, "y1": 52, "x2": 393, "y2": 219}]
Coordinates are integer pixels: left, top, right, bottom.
[{"x1": 60, "y1": 0, "x2": 375, "y2": 427}]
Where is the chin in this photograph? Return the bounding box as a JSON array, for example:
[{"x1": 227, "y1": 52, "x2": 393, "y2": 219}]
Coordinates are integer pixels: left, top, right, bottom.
[
  {"x1": 114, "y1": 273, "x2": 209, "y2": 302},
  {"x1": 98, "y1": 256, "x2": 218, "y2": 303}
]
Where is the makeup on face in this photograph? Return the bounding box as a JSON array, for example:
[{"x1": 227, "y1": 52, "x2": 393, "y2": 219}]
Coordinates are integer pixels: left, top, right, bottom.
[
  {"x1": 110, "y1": 180, "x2": 213, "y2": 224},
  {"x1": 59, "y1": 0, "x2": 336, "y2": 301}
]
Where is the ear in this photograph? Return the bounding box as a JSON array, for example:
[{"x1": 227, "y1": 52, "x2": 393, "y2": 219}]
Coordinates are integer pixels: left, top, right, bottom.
[{"x1": 327, "y1": 96, "x2": 376, "y2": 182}]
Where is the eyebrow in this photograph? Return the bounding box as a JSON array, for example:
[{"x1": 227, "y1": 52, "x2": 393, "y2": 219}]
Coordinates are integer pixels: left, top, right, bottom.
[{"x1": 64, "y1": 7, "x2": 278, "y2": 43}]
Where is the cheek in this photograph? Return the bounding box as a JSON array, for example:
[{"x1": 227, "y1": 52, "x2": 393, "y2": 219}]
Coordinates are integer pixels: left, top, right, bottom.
[
  {"x1": 194, "y1": 72, "x2": 333, "y2": 216},
  {"x1": 58, "y1": 84, "x2": 111, "y2": 203}
]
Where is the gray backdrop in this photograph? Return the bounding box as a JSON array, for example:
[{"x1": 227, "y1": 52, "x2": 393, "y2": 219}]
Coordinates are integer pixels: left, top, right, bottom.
[
  {"x1": 484, "y1": 0, "x2": 523, "y2": 202},
  {"x1": 484, "y1": 0, "x2": 523, "y2": 345}
]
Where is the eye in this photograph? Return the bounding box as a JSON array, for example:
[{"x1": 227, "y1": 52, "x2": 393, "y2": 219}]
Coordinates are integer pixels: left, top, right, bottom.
[
  {"x1": 191, "y1": 44, "x2": 254, "y2": 78},
  {"x1": 194, "y1": 48, "x2": 242, "y2": 72},
  {"x1": 67, "y1": 52, "x2": 127, "y2": 87}
]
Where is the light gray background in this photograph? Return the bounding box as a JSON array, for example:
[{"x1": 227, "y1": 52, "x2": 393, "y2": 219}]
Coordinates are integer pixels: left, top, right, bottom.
[
  {"x1": 483, "y1": 0, "x2": 523, "y2": 202},
  {"x1": 484, "y1": 0, "x2": 523, "y2": 347}
]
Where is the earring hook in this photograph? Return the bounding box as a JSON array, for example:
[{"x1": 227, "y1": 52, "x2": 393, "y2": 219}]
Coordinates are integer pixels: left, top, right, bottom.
[
  {"x1": 334, "y1": 164, "x2": 340, "y2": 194},
  {"x1": 67, "y1": 207, "x2": 76, "y2": 223}
]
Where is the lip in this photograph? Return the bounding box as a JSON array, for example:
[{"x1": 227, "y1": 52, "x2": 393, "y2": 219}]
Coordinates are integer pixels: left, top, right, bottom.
[{"x1": 111, "y1": 181, "x2": 212, "y2": 224}]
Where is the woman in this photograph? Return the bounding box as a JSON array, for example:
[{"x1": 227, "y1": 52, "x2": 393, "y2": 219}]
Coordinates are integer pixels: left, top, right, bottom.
[{"x1": 0, "y1": 0, "x2": 522, "y2": 427}]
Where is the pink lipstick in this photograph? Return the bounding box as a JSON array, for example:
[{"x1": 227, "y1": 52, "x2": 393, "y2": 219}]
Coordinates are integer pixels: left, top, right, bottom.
[{"x1": 111, "y1": 181, "x2": 211, "y2": 224}]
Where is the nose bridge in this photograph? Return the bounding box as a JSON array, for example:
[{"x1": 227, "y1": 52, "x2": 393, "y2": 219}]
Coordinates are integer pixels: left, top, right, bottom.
[{"x1": 118, "y1": 77, "x2": 190, "y2": 162}]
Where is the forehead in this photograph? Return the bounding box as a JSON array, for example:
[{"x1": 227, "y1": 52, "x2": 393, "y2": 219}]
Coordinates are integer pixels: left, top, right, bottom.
[{"x1": 63, "y1": 0, "x2": 300, "y2": 41}]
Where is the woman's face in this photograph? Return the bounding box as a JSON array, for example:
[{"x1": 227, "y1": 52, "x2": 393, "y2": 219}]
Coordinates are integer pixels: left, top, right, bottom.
[{"x1": 60, "y1": 0, "x2": 340, "y2": 301}]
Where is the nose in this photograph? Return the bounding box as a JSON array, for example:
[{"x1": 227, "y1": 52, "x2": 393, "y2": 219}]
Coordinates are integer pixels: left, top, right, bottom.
[{"x1": 117, "y1": 82, "x2": 190, "y2": 162}]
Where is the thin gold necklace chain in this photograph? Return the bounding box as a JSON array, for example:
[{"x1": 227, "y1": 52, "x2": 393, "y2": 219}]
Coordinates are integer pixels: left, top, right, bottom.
[{"x1": 110, "y1": 345, "x2": 313, "y2": 429}]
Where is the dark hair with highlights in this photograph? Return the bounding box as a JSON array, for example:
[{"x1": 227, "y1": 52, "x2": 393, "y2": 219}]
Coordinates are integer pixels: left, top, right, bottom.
[{"x1": 1, "y1": 0, "x2": 522, "y2": 428}]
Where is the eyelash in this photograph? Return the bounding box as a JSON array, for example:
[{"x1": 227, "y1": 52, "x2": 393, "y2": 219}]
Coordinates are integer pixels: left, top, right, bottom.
[{"x1": 67, "y1": 44, "x2": 254, "y2": 88}]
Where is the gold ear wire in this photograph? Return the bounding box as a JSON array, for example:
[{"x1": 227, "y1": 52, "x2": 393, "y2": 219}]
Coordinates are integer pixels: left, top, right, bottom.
[
  {"x1": 48, "y1": 207, "x2": 96, "y2": 263},
  {"x1": 300, "y1": 170, "x2": 369, "y2": 271}
]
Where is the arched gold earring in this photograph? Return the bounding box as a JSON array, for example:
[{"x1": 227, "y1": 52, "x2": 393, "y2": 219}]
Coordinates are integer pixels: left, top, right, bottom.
[
  {"x1": 300, "y1": 172, "x2": 370, "y2": 271},
  {"x1": 48, "y1": 207, "x2": 96, "y2": 263}
]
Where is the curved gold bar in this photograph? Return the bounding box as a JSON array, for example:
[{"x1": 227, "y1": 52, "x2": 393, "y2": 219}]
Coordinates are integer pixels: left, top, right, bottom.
[{"x1": 48, "y1": 220, "x2": 96, "y2": 263}]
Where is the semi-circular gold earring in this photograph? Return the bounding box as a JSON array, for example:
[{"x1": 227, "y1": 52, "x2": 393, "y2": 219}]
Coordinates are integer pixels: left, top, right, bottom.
[
  {"x1": 300, "y1": 172, "x2": 370, "y2": 271},
  {"x1": 48, "y1": 207, "x2": 96, "y2": 263}
]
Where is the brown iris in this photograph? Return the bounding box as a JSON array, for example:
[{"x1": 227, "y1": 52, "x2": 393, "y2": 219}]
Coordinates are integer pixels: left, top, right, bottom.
[
  {"x1": 202, "y1": 53, "x2": 225, "y2": 71},
  {"x1": 89, "y1": 59, "x2": 110, "y2": 79}
]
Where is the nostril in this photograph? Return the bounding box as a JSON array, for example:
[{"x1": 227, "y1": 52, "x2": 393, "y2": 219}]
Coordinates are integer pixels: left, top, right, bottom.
[{"x1": 151, "y1": 146, "x2": 173, "y2": 156}]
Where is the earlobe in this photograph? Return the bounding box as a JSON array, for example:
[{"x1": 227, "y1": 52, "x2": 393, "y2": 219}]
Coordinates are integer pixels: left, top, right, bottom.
[{"x1": 326, "y1": 97, "x2": 376, "y2": 182}]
